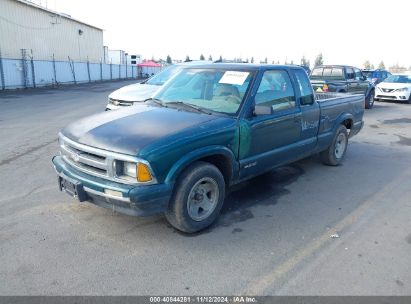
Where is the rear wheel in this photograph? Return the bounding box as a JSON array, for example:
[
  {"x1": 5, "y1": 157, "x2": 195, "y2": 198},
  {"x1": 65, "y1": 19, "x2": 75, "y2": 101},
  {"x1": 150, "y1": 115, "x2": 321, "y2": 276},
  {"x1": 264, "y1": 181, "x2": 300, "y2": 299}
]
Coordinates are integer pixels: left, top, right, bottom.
[
  {"x1": 320, "y1": 125, "x2": 348, "y2": 166},
  {"x1": 165, "y1": 161, "x2": 225, "y2": 233},
  {"x1": 365, "y1": 90, "x2": 375, "y2": 109}
]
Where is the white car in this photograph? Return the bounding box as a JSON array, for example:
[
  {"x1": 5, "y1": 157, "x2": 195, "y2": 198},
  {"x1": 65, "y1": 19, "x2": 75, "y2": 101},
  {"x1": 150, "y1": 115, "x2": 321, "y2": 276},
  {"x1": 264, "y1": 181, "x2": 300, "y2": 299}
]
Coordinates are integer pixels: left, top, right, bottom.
[
  {"x1": 375, "y1": 74, "x2": 411, "y2": 103},
  {"x1": 106, "y1": 61, "x2": 211, "y2": 110}
]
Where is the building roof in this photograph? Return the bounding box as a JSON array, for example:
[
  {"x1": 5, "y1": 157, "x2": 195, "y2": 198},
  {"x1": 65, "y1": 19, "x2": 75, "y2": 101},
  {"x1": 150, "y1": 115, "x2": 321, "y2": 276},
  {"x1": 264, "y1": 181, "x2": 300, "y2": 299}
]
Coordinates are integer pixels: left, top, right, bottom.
[{"x1": 14, "y1": 0, "x2": 104, "y2": 31}]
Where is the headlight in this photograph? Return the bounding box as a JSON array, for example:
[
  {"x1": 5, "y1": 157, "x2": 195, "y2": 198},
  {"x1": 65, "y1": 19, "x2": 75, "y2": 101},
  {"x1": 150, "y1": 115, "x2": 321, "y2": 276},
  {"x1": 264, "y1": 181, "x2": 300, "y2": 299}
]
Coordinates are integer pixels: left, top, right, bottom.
[
  {"x1": 123, "y1": 161, "x2": 137, "y2": 178},
  {"x1": 118, "y1": 161, "x2": 154, "y2": 183},
  {"x1": 396, "y1": 87, "x2": 409, "y2": 92}
]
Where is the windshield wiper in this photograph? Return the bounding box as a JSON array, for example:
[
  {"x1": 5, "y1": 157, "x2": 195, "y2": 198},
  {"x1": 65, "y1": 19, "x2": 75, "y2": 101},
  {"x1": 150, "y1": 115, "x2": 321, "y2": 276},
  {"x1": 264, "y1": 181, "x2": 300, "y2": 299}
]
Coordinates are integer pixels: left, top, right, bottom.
[
  {"x1": 166, "y1": 101, "x2": 212, "y2": 115},
  {"x1": 144, "y1": 98, "x2": 167, "y2": 107}
]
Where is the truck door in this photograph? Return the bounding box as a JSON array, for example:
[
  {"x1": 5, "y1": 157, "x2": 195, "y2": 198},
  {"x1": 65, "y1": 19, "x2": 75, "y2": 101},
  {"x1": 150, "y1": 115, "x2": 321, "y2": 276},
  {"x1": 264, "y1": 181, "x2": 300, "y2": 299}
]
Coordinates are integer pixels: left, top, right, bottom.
[
  {"x1": 346, "y1": 67, "x2": 358, "y2": 93},
  {"x1": 293, "y1": 69, "x2": 320, "y2": 155},
  {"x1": 239, "y1": 69, "x2": 302, "y2": 179},
  {"x1": 354, "y1": 67, "x2": 370, "y2": 95}
]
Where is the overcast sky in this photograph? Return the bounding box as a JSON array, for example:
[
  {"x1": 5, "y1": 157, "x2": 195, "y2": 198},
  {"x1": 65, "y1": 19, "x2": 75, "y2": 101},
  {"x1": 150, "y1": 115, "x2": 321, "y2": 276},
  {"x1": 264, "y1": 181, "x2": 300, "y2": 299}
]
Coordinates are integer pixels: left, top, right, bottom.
[{"x1": 37, "y1": 0, "x2": 410, "y2": 68}]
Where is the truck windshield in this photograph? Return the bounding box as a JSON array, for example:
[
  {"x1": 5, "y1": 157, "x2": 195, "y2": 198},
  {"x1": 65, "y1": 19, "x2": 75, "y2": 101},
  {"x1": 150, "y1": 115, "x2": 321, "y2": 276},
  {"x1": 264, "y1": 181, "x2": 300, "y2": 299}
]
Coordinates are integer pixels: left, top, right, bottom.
[{"x1": 154, "y1": 68, "x2": 254, "y2": 115}]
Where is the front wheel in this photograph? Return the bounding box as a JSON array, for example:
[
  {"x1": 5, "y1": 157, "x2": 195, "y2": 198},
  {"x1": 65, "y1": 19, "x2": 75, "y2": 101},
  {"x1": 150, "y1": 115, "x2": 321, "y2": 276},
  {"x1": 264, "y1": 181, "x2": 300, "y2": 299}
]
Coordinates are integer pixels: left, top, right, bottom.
[
  {"x1": 365, "y1": 90, "x2": 375, "y2": 109},
  {"x1": 320, "y1": 125, "x2": 348, "y2": 166},
  {"x1": 165, "y1": 161, "x2": 225, "y2": 233}
]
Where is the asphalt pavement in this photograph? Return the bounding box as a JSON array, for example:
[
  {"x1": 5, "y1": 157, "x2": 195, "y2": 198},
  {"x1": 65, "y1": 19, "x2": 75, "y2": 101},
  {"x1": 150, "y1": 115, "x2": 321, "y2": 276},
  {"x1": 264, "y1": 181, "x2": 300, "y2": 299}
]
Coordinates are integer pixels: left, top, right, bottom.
[{"x1": 0, "y1": 81, "x2": 410, "y2": 295}]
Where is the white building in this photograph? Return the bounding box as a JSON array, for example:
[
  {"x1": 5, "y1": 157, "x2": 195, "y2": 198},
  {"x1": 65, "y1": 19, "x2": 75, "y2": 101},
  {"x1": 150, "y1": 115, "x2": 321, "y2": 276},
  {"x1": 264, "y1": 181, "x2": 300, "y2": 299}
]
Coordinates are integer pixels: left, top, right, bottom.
[
  {"x1": 107, "y1": 50, "x2": 142, "y2": 65},
  {"x1": 0, "y1": 0, "x2": 104, "y2": 63}
]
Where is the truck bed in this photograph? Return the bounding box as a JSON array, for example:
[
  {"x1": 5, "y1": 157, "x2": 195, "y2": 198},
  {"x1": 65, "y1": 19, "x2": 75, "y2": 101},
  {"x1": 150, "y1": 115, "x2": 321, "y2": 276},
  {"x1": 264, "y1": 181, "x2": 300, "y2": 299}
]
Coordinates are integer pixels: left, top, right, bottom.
[{"x1": 316, "y1": 92, "x2": 364, "y2": 138}]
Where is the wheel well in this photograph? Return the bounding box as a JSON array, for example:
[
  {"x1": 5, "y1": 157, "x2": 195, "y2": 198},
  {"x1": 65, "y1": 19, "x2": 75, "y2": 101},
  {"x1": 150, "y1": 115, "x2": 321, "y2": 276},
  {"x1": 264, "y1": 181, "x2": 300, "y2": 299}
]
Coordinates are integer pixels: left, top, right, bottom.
[
  {"x1": 198, "y1": 154, "x2": 232, "y2": 186},
  {"x1": 342, "y1": 119, "x2": 353, "y2": 129}
]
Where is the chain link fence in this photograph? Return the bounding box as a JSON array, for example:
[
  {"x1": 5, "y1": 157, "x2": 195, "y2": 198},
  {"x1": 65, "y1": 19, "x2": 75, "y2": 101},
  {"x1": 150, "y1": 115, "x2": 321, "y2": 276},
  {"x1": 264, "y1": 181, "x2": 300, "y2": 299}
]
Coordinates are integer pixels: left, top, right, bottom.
[{"x1": 0, "y1": 51, "x2": 138, "y2": 90}]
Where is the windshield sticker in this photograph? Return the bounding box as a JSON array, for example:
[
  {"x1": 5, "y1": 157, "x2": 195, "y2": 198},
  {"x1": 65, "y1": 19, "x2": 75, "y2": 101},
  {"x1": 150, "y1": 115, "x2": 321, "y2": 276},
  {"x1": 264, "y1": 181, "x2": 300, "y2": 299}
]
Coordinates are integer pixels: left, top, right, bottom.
[{"x1": 219, "y1": 71, "x2": 249, "y2": 85}]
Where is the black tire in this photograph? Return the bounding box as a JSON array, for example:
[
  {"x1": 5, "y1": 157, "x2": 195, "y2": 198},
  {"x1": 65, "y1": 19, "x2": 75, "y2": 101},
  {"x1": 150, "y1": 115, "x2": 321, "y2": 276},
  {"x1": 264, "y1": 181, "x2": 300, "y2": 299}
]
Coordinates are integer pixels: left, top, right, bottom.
[
  {"x1": 165, "y1": 161, "x2": 225, "y2": 233},
  {"x1": 365, "y1": 90, "x2": 375, "y2": 109},
  {"x1": 320, "y1": 125, "x2": 348, "y2": 166}
]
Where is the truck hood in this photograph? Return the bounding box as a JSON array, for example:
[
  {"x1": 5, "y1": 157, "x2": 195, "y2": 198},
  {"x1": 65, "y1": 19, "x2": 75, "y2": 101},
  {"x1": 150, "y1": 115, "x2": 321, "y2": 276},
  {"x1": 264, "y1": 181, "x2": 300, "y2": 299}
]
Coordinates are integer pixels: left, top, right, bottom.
[
  {"x1": 108, "y1": 83, "x2": 160, "y2": 102},
  {"x1": 61, "y1": 104, "x2": 225, "y2": 156},
  {"x1": 377, "y1": 82, "x2": 411, "y2": 90}
]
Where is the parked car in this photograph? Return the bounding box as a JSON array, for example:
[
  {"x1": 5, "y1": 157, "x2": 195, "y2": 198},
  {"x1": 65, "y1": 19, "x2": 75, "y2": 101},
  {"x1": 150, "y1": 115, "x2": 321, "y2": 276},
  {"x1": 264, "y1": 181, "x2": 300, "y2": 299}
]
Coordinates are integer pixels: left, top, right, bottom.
[
  {"x1": 106, "y1": 61, "x2": 211, "y2": 110},
  {"x1": 310, "y1": 65, "x2": 375, "y2": 109},
  {"x1": 53, "y1": 64, "x2": 364, "y2": 233},
  {"x1": 361, "y1": 69, "x2": 391, "y2": 85},
  {"x1": 375, "y1": 74, "x2": 411, "y2": 103}
]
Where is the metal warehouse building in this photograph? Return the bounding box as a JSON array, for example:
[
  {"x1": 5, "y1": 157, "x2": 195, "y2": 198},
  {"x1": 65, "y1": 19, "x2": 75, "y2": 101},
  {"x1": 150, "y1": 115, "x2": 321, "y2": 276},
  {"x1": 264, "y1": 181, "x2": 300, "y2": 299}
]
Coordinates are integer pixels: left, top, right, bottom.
[{"x1": 0, "y1": 0, "x2": 104, "y2": 63}]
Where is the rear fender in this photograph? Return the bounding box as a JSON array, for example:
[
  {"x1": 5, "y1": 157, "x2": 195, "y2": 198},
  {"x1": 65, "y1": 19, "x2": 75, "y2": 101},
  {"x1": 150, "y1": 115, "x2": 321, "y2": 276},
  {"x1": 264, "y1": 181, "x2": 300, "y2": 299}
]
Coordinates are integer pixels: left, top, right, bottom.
[
  {"x1": 365, "y1": 85, "x2": 375, "y2": 100},
  {"x1": 333, "y1": 113, "x2": 354, "y2": 132}
]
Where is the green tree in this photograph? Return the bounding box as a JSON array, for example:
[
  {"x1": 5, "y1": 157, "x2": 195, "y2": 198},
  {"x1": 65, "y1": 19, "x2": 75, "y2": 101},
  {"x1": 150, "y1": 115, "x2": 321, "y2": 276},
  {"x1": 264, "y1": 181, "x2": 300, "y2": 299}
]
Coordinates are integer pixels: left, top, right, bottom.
[
  {"x1": 200, "y1": 54, "x2": 205, "y2": 60},
  {"x1": 301, "y1": 56, "x2": 309, "y2": 67},
  {"x1": 250, "y1": 57, "x2": 254, "y2": 63},
  {"x1": 264, "y1": 57, "x2": 268, "y2": 64},
  {"x1": 314, "y1": 53, "x2": 323, "y2": 66},
  {"x1": 378, "y1": 61, "x2": 385, "y2": 69},
  {"x1": 363, "y1": 60, "x2": 372, "y2": 69},
  {"x1": 166, "y1": 55, "x2": 172, "y2": 64},
  {"x1": 208, "y1": 55, "x2": 213, "y2": 61},
  {"x1": 184, "y1": 55, "x2": 190, "y2": 62},
  {"x1": 388, "y1": 64, "x2": 406, "y2": 73},
  {"x1": 219, "y1": 55, "x2": 223, "y2": 62},
  {"x1": 290, "y1": 60, "x2": 294, "y2": 65}
]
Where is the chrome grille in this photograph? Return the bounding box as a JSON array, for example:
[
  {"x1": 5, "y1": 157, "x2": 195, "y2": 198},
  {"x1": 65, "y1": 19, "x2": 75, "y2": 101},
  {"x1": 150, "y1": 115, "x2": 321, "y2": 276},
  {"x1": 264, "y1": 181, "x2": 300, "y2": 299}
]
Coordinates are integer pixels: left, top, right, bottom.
[
  {"x1": 58, "y1": 134, "x2": 153, "y2": 185},
  {"x1": 59, "y1": 136, "x2": 112, "y2": 179}
]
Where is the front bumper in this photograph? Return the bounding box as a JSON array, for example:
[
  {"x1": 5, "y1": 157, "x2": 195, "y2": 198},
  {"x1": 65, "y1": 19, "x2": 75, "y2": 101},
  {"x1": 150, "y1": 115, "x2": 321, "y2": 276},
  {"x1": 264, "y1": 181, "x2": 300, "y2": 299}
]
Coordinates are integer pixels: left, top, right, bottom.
[
  {"x1": 375, "y1": 89, "x2": 411, "y2": 101},
  {"x1": 52, "y1": 155, "x2": 173, "y2": 217}
]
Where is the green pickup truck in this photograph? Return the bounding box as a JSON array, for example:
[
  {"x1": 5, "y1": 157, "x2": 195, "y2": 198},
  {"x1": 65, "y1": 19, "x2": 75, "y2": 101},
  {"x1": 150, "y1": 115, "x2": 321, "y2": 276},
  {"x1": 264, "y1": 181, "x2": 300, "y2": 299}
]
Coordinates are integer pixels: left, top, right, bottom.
[
  {"x1": 310, "y1": 65, "x2": 375, "y2": 109},
  {"x1": 52, "y1": 64, "x2": 364, "y2": 233}
]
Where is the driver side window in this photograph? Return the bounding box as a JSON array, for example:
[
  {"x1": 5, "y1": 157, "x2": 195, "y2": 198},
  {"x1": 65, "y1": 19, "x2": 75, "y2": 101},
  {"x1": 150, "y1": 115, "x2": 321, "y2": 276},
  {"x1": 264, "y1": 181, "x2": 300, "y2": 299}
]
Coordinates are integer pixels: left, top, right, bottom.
[
  {"x1": 346, "y1": 68, "x2": 355, "y2": 80},
  {"x1": 255, "y1": 70, "x2": 296, "y2": 112},
  {"x1": 354, "y1": 68, "x2": 363, "y2": 81}
]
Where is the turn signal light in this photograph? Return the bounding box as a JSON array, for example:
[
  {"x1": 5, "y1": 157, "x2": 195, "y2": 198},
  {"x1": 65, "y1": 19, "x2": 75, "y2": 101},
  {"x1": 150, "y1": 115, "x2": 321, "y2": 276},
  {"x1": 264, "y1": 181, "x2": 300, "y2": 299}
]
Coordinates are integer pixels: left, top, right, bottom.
[{"x1": 137, "y1": 163, "x2": 152, "y2": 182}]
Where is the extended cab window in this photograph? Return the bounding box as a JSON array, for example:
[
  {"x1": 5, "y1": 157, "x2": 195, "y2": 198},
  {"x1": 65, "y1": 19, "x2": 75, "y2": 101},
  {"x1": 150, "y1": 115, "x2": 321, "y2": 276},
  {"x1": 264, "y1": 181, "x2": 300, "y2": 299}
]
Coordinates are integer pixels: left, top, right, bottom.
[
  {"x1": 294, "y1": 70, "x2": 314, "y2": 105},
  {"x1": 255, "y1": 70, "x2": 295, "y2": 112},
  {"x1": 311, "y1": 68, "x2": 323, "y2": 77}
]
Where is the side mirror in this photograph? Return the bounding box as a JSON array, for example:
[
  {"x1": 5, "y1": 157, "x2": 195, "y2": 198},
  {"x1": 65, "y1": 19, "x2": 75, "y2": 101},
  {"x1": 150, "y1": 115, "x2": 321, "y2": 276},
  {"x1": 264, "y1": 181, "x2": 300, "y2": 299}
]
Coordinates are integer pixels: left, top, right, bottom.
[
  {"x1": 254, "y1": 105, "x2": 273, "y2": 116},
  {"x1": 362, "y1": 75, "x2": 367, "y2": 81}
]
